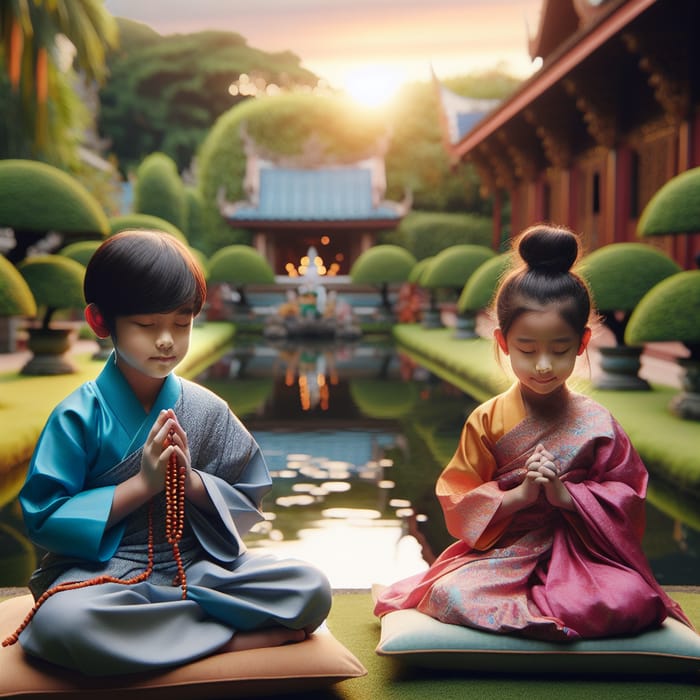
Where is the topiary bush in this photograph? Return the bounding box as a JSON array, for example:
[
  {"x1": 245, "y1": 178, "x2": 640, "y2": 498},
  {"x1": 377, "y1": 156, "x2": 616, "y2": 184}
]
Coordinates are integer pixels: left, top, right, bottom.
[
  {"x1": 0, "y1": 255, "x2": 37, "y2": 352},
  {"x1": 350, "y1": 244, "x2": 417, "y2": 311},
  {"x1": 408, "y1": 257, "x2": 433, "y2": 284},
  {"x1": 422, "y1": 244, "x2": 495, "y2": 294},
  {"x1": 184, "y1": 186, "x2": 206, "y2": 250},
  {"x1": 382, "y1": 211, "x2": 493, "y2": 260},
  {"x1": 637, "y1": 166, "x2": 700, "y2": 236},
  {"x1": 58, "y1": 240, "x2": 102, "y2": 267},
  {"x1": 108, "y1": 213, "x2": 188, "y2": 242},
  {"x1": 580, "y1": 243, "x2": 681, "y2": 345},
  {"x1": 134, "y1": 152, "x2": 187, "y2": 232},
  {"x1": 626, "y1": 270, "x2": 700, "y2": 419},
  {"x1": 18, "y1": 255, "x2": 86, "y2": 330},
  {"x1": 0, "y1": 256, "x2": 36, "y2": 319},
  {"x1": 457, "y1": 252, "x2": 512, "y2": 315},
  {"x1": 0, "y1": 160, "x2": 109, "y2": 263},
  {"x1": 454, "y1": 252, "x2": 511, "y2": 339},
  {"x1": 626, "y1": 271, "x2": 700, "y2": 359},
  {"x1": 208, "y1": 244, "x2": 275, "y2": 308}
]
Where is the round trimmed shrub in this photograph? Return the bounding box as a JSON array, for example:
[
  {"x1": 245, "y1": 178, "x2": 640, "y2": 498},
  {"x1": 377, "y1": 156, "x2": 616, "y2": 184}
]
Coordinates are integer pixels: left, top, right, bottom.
[
  {"x1": 350, "y1": 244, "x2": 417, "y2": 311},
  {"x1": 0, "y1": 256, "x2": 36, "y2": 317},
  {"x1": 638, "y1": 167, "x2": 700, "y2": 236},
  {"x1": 58, "y1": 240, "x2": 102, "y2": 267},
  {"x1": 184, "y1": 186, "x2": 206, "y2": 249},
  {"x1": 626, "y1": 270, "x2": 700, "y2": 357},
  {"x1": 0, "y1": 160, "x2": 109, "y2": 234},
  {"x1": 108, "y1": 214, "x2": 188, "y2": 242},
  {"x1": 350, "y1": 245, "x2": 417, "y2": 285},
  {"x1": 422, "y1": 244, "x2": 495, "y2": 291},
  {"x1": 409, "y1": 257, "x2": 434, "y2": 284},
  {"x1": 208, "y1": 245, "x2": 275, "y2": 286},
  {"x1": 133, "y1": 152, "x2": 186, "y2": 231},
  {"x1": 18, "y1": 255, "x2": 86, "y2": 328},
  {"x1": 580, "y1": 243, "x2": 681, "y2": 345},
  {"x1": 457, "y1": 252, "x2": 512, "y2": 314}
]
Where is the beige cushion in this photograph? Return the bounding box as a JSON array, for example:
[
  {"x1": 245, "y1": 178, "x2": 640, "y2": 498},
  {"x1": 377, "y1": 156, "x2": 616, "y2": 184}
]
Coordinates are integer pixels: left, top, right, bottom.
[{"x1": 0, "y1": 594, "x2": 366, "y2": 699}]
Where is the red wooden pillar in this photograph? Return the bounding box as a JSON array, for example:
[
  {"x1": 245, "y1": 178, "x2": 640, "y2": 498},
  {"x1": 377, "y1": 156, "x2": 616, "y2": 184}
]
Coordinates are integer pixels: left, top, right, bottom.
[
  {"x1": 613, "y1": 147, "x2": 633, "y2": 243},
  {"x1": 492, "y1": 189, "x2": 502, "y2": 250}
]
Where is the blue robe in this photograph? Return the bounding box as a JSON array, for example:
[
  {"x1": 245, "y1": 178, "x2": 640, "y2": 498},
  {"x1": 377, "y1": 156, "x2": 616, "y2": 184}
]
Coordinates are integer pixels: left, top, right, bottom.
[{"x1": 17, "y1": 358, "x2": 331, "y2": 675}]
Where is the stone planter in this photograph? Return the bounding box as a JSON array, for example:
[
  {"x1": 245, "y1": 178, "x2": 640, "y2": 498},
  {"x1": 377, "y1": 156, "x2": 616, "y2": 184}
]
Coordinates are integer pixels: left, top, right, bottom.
[
  {"x1": 453, "y1": 312, "x2": 478, "y2": 339},
  {"x1": 21, "y1": 327, "x2": 77, "y2": 375},
  {"x1": 421, "y1": 308, "x2": 443, "y2": 329},
  {"x1": 0, "y1": 317, "x2": 18, "y2": 353},
  {"x1": 594, "y1": 345, "x2": 650, "y2": 391},
  {"x1": 92, "y1": 335, "x2": 114, "y2": 360},
  {"x1": 669, "y1": 358, "x2": 700, "y2": 421}
]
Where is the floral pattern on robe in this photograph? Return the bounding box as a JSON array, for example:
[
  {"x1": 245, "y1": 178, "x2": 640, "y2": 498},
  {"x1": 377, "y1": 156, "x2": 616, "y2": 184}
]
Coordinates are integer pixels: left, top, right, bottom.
[{"x1": 374, "y1": 383, "x2": 692, "y2": 640}]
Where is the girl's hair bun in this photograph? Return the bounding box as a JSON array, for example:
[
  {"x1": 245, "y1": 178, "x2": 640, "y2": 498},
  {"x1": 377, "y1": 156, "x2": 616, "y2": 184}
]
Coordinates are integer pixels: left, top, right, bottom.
[{"x1": 518, "y1": 225, "x2": 579, "y2": 274}]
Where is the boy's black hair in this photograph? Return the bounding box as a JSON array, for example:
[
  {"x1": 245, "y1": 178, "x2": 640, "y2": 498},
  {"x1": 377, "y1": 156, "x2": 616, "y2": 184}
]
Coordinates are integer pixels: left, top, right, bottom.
[{"x1": 84, "y1": 230, "x2": 207, "y2": 333}]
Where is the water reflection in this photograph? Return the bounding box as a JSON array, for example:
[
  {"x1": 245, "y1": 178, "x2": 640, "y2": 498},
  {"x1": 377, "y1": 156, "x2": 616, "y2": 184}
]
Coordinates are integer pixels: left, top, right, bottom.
[{"x1": 197, "y1": 340, "x2": 700, "y2": 588}]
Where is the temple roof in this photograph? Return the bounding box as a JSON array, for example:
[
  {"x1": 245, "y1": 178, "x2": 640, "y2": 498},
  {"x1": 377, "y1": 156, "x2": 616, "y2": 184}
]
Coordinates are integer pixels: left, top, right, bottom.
[
  {"x1": 433, "y1": 74, "x2": 501, "y2": 146},
  {"x1": 219, "y1": 162, "x2": 409, "y2": 225}
]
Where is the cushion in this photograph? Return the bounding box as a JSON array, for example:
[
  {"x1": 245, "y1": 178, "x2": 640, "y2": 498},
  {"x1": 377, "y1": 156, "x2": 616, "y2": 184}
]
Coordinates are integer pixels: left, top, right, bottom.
[
  {"x1": 376, "y1": 607, "x2": 700, "y2": 676},
  {"x1": 0, "y1": 594, "x2": 366, "y2": 699}
]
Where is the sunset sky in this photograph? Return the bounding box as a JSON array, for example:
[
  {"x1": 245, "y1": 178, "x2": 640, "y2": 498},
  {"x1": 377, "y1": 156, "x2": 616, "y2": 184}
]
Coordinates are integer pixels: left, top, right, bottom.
[{"x1": 104, "y1": 0, "x2": 543, "y2": 103}]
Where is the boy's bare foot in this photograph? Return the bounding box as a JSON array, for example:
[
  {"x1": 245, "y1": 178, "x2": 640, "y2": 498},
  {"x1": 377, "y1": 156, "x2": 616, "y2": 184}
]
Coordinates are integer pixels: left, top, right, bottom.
[{"x1": 218, "y1": 628, "x2": 306, "y2": 653}]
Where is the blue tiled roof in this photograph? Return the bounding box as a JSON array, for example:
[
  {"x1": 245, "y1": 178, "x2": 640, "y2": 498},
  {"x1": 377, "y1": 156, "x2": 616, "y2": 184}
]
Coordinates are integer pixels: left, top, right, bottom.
[
  {"x1": 227, "y1": 167, "x2": 401, "y2": 222},
  {"x1": 455, "y1": 112, "x2": 490, "y2": 141},
  {"x1": 435, "y1": 80, "x2": 500, "y2": 144}
]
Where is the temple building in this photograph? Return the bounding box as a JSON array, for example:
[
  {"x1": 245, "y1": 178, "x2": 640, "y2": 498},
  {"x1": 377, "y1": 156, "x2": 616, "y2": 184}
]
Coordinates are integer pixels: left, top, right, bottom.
[
  {"x1": 218, "y1": 130, "x2": 410, "y2": 276},
  {"x1": 438, "y1": 0, "x2": 699, "y2": 268}
]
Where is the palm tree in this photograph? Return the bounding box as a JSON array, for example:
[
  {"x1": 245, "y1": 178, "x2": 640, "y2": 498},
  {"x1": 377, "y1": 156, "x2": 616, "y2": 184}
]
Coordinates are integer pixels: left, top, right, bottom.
[{"x1": 0, "y1": 0, "x2": 117, "y2": 163}]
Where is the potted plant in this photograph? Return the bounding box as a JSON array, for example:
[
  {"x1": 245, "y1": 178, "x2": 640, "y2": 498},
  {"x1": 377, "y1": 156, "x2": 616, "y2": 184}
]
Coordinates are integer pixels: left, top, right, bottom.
[
  {"x1": 626, "y1": 270, "x2": 700, "y2": 420},
  {"x1": 455, "y1": 253, "x2": 511, "y2": 339},
  {"x1": 17, "y1": 255, "x2": 86, "y2": 375},
  {"x1": 580, "y1": 243, "x2": 681, "y2": 390},
  {"x1": 58, "y1": 241, "x2": 111, "y2": 359},
  {"x1": 349, "y1": 244, "x2": 417, "y2": 317},
  {"x1": 420, "y1": 244, "x2": 495, "y2": 331},
  {"x1": 207, "y1": 244, "x2": 275, "y2": 318},
  {"x1": 0, "y1": 255, "x2": 37, "y2": 353}
]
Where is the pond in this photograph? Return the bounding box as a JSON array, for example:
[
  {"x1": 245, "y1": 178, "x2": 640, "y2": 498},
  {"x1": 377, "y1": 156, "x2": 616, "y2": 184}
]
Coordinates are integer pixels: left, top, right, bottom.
[{"x1": 1, "y1": 339, "x2": 698, "y2": 590}]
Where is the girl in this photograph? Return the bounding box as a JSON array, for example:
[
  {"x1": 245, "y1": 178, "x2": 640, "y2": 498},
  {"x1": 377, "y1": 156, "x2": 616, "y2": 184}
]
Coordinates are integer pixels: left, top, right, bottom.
[
  {"x1": 374, "y1": 224, "x2": 691, "y2": 639},
  {"x1": 6, "y1": 230, "x2": 331, "y2": 675}
]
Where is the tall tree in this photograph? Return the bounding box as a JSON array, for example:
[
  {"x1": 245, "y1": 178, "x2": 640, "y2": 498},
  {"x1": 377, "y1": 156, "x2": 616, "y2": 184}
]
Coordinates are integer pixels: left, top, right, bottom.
[
  {"x1": 0, "y1": 0, "x2": 117, "y2": 165},
  {"x1": 99, "y1": 19, "x2": 319, "y2": 174}
]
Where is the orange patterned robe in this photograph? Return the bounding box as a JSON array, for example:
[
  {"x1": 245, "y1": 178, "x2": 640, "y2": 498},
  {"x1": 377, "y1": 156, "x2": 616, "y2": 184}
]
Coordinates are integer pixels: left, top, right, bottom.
[{"x1": 375, "y1": 383, "x2": 691, "y2": 639}]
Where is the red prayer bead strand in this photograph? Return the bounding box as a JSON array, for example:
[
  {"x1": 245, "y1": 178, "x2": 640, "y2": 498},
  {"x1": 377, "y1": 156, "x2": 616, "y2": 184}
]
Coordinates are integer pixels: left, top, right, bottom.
[
  {"x1": 2, "y1": 428, "x2": 188, "y2": 647},
  {"x1": 164, "y1": 429, "x2": 187, "y2": 599}
]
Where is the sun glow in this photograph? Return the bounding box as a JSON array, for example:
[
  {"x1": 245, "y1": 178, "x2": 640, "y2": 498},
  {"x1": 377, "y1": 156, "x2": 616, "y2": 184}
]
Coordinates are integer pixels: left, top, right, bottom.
[{"x1": 341, "y1": 65, "x2": 403, "y2": 108}]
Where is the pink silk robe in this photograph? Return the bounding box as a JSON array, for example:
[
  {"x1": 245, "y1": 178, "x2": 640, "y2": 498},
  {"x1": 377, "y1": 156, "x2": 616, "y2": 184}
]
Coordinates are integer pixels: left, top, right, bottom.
[{"x1": 374, "y1": 383, "x2": 692, "y2": 640}]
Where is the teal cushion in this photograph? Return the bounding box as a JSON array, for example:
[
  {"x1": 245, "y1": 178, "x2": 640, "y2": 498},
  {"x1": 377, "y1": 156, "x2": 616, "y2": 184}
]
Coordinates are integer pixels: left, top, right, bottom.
[{"x1": 376, "y1": 608, "x2": 700, "y2": 675}]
